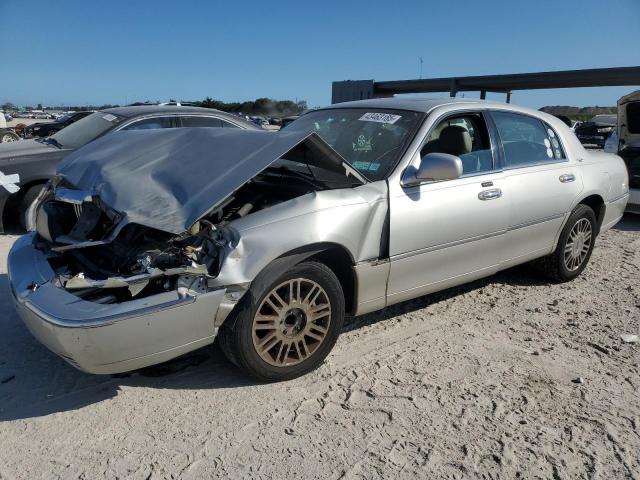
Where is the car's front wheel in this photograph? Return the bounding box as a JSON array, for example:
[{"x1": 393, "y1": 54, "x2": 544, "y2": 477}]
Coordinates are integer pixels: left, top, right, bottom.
[
  {"x1": 218, "y1": 261, "x2": 345, "y2": 381},
  {"x1": 537, "y1": 204, "x2": 596, "y2": 281}
]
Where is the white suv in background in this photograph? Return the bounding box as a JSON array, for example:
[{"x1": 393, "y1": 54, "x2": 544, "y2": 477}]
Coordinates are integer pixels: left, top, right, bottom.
[
  {"x1": 605, "y1": 91, "x2": 640, "y2": 213},
  {"x1": 0, "y1": 112, "x2": 20, "y2": 143}
]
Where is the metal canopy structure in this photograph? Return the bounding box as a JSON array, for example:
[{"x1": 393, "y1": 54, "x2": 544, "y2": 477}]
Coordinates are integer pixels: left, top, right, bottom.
[{"x1": 331, "y1": 66, "x2": 640, "y2": 104}]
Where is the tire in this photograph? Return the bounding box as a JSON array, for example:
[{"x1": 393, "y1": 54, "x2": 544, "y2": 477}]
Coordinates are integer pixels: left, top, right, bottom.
[
  {"x1": 18, "y1": 184, "x2": 45, "y2": 230},
  {"x1": 537, "y1": 204, "x2": 596, "y2": 282},
  {"x1": 0, "y1": 130, "x2": 19, "y2": 143},
  {"x1": 218, "y1": 260, "x2": 345, "y2": 382}
]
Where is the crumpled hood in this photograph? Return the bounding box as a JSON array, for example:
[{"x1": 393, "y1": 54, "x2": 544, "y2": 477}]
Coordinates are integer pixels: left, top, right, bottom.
[{"x1": 57, "y1": 127, "x2": 365, "y2": 234}]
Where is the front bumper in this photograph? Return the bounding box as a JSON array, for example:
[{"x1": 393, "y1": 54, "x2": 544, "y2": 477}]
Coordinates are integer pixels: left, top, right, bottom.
[{"x1": 8, "y1": 233, "x2": 227, "y2": 374}]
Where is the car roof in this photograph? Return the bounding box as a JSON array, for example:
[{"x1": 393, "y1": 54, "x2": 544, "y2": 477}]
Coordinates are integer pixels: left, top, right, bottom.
[
  {"x1": 322, "y1": 96, "x2": 546, "y2": 117},
  {"x1": 100, "y1": 105, "x2": 260, "y2": 129}
]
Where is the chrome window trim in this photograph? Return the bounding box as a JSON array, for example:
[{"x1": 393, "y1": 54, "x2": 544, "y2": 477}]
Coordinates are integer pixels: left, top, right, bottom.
[{"x1": 116, "y1": 113, "x2": 247, "y2": 131}]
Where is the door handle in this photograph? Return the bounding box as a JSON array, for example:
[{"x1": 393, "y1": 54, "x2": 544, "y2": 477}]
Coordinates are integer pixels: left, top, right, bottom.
[
  {"x1": 478, "y1": 188, "x2": 502, "y2": 201},
  {"x1": 559, "y1": 174, "x2": 575, "y2": 183}
]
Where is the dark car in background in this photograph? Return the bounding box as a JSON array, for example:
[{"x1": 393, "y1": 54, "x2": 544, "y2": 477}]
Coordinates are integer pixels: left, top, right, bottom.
[
  {"x1": 280, "y1": 115, "x2": 300, "y2": 129},
  {"x1": 0, "y1": 105, "x2": 258, "y2": 231},
  {"x1": 22, "y1": 111, "x2": 94, "y2": 138},
  {"x1": 250, "y1": 116, "x2": 269, "y2": 127},
  {"x1": 574, "y1": 114, "x2": 617, "y2": 148}
]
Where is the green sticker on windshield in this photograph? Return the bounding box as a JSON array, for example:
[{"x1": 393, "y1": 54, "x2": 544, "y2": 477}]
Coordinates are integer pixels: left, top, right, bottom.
[{"x1": 353, "y1": 134, "x2": 372, "y2": 152}]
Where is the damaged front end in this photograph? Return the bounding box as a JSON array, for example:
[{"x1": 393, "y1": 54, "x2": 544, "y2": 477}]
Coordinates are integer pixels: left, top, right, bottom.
[
  {"x1": 10, "y1": 177, "x2": 246, "y2": 373},
  {"x1": 10, "y1": 127, "x2": 366, "y2": 373},
  {"x1": 33, "y1": 176, "x2": 236, "y2": 306}
]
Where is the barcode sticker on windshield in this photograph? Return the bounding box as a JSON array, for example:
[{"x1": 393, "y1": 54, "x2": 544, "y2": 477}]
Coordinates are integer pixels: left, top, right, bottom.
[
  {"x1": 358, "y1": 112, "x2": 402, "y2": 124},
  {"x1": 102, "y1": 114, "x2": 117, "y2": 122}
]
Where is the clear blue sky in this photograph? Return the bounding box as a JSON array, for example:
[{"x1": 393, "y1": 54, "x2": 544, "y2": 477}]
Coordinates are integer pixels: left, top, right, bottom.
[{"x1": 1, "y1": 0, "x2": 639, "y2": 109}]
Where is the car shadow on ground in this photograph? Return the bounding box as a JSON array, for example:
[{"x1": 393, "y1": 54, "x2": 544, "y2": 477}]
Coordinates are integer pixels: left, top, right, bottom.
[
  {"x1": 613, "y1": 213, "x2": 640, "y2": 232},
  {"x1": 2, "y1": 213, "x2": 638, "y2": 421}
]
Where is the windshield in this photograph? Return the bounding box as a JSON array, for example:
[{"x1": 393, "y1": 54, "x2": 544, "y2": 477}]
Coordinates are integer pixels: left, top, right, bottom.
[
  {"x1": 283, "y1": 108, "x2": 423, "y2": 180},
  {"x1": 56, "y1": 113, "x2": 75, "y2": 122},
  {"x1": 51, "y1": 111, "x2": 124, "y2": 148}
]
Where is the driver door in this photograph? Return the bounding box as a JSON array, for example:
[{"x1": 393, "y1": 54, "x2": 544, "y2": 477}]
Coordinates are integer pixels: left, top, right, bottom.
[{"x1": 386, "y1": 111, "x2": 509, "y2": 305}]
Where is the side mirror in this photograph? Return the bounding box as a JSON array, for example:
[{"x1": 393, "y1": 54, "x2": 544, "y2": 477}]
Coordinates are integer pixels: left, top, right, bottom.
[{"x1": 403, "y1": 152, "x2": 463, "y2": 186}]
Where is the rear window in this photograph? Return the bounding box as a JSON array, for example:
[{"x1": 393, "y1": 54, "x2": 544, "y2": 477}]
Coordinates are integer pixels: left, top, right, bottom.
[{"x1": 627, "y1": 103, "x2": 640, "y2": 134}]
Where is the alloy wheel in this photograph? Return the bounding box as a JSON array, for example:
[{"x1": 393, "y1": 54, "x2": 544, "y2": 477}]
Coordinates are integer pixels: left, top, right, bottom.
[
  {"x1": 564, "y1": 218, "x2": 592, "y2": 271},
  {"x1": 252, "y1": 278, "x2": 331, "y2": 367}
]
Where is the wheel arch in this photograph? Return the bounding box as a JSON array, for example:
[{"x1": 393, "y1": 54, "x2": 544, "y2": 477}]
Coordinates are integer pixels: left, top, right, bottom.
[
  {"x1": 2, "y1": 178, "x2": 49, "y2": 232},
  {"x1": 551, "y1": 193, "x2": 605, "y2": 251},
  {"x1": 223, "y1": 242, "x2": 358, "y2": 332},
  {"x1": 254, "y1": 242, "x2": 357, "y2": 314},
  {"x1": 576, "y1": 193, "x2": 606, "y2": 234}
]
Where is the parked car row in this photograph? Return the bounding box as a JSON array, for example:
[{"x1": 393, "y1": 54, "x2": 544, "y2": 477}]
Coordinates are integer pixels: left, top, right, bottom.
[
  {"x1": 11, "y1": 110, "x2": 57, "y2": 119},
  {"x1": 0, "y1": 112, "x2": 20, "y2": 143},
  {"x1": 5, "y1": 97, "x2": 629, "y2": 382}
]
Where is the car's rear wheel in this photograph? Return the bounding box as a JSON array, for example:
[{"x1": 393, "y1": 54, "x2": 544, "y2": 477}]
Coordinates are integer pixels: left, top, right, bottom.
[
  {"x1": 537, "y1": 204, "x2": 596, "y2": 281},
  {"x1": 218, "y1": 261, "x2": 345, "y2": 381}
]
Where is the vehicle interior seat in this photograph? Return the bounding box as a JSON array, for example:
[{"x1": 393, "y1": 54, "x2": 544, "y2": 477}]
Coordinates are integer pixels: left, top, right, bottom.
[{"x1": 422, "y1": 125, "x2": 482, "y2": 173}]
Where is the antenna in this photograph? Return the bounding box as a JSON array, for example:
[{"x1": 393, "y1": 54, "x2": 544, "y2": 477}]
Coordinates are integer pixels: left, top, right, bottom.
[{"x1": 419, "y1": 57, "x2": 424, "y2": 79}]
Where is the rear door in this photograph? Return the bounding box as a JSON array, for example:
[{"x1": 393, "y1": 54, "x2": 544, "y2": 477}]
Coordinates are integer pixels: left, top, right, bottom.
[{"x1": 489, "y1": 111, "x2": 583, "y2": 265}]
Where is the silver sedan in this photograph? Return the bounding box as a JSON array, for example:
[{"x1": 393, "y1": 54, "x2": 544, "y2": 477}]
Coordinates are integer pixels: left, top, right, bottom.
[{"x1": 8, "y1": 98, "x2": 629, "y2": 381}]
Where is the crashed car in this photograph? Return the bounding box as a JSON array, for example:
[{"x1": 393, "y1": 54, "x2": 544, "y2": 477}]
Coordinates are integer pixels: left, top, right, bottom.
[
  {"x1": 574, "y1": 114, "x2": 617, "y2": 148},
  {"x1": 9, "y1": 98, "x2": 629, "y2": 381}
]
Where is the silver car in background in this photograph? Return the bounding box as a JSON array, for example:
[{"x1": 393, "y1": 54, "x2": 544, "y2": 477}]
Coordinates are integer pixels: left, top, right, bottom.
[{"x1": 8, "y1": 98, "x2": 629, "y2": 381}]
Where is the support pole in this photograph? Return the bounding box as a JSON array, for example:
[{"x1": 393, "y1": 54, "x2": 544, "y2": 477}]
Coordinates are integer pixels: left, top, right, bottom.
[
  {"x1": 506, "y1": 91, "x2": 512, "y2": 103},
  {"x1": 449, "y1": 79, "x2": 457, "y2": 98},
  {"x1": 480, "y1": 90, "x2": 486, "y2": 100}
]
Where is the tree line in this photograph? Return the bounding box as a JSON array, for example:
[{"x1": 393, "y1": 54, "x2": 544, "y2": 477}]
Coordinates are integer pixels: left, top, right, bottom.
[{"x1": 2, "y1": 97, "x2": 308, "y2": 117}]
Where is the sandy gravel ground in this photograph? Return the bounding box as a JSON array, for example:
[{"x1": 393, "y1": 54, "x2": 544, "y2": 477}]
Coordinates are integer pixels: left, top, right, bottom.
[{"x1": 0, "y1": 216, "x2": 638, "y2": 479}]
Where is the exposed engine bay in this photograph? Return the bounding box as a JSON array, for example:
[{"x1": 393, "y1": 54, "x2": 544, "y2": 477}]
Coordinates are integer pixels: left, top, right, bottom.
[{"x1": 34, "y1": 167, "x2": 329, "y2": 304}]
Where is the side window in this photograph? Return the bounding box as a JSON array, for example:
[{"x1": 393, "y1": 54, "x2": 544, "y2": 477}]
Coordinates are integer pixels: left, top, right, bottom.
[
  {"x1": 180, "y1": 116, "x2": 224, "y2": 128},
  {"x1": 221, "y1": 120, "x2": 240, "y2": 128},
  {"x1": 421, "y1": 113, "x2": 494, "y2": 175},
  {"x1": 491, "y1": 111, "x2": 564, "y2": 168},
  {"x1": 122, "y1": 116, "x2": 176, "y2": 130}
]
